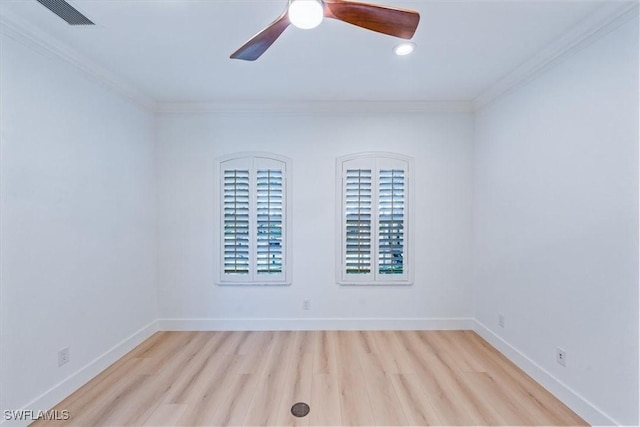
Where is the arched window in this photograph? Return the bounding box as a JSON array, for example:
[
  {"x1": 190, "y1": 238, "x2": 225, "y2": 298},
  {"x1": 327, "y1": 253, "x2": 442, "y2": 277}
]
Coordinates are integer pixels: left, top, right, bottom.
[
  {"x1": 337, "y1": 152, "x2": 413, "y2": 285},
  {"x1": 216, "y1": 153, "x2": 291, "y2": 285}
]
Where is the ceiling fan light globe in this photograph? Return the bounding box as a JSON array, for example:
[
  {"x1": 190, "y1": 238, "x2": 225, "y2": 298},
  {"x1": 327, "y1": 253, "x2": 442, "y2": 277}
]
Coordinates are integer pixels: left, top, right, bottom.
[{"x1": 289, "y1": 0, "x2": 324, "y2": 29}]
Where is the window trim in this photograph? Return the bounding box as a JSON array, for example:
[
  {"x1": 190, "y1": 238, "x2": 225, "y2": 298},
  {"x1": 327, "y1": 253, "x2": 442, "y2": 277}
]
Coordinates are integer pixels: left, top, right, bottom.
[
  {"x1": 215, "y1": 152, "x2": 292, "y2": 286},
  {"x1": 336, "y1": 152, "x2": 414, "y2": 286}
]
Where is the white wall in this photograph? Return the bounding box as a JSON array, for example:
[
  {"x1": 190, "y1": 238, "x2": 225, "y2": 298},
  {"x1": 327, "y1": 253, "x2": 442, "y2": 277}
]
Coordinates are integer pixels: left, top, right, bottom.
[
  {"x1": 473, "y1": 17, "x2": 639, "y2": 426},
  {"x1": 2, "y1": 8, "x2": 637, "y2": 426},
  {"x1": 0, "y1": 34, "x2": 158, "y2": 414},
  {"x1": 156, "y1": 111, "x2": 474, "y2": 327}
]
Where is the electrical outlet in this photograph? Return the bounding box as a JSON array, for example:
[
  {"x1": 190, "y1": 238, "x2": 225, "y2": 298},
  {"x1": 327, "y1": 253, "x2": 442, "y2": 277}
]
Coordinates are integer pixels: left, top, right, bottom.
[
  {"x1": 58, "y1": 347, "x2": 70, "y2": 367},
  {"x1": 556, "y1": 348, "x2": 566, "y2": 367},
  {"x1": 303, "y1": 299, "x2": 310, "y2": 310},
  {"x1": 498, "y1": 313, "x2": 505, "y2": 328}
]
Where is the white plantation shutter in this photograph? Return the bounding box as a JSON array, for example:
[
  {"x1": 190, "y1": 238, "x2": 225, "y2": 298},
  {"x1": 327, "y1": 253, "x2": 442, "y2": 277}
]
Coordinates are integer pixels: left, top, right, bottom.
[
  {"x1": 223, "y1": 169, "x2": 250, "y2": 275},
  {"x1": 339, "y1": 154, "x2": 411, "y2": 285},
  {"x1": 218, "y1": 155, "x2": 289, "y2": 285},
  {"x1": 256, "y1": 169, "x2": 283, "y2": 274},
  {"x1": 378, "y1": 169, "x2": 405, "y2": 275},
  {"x1": 345, "y1": 169, "x2": 372, "y2": 276}
]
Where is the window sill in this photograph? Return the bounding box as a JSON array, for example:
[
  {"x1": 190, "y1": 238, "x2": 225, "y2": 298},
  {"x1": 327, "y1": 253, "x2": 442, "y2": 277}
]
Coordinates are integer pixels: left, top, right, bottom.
[
  {"x1": 216, "y1": 281, "x2": 291, "y2": 287},
  {"x1": 337, "y1": 281, "x2": 413, "y2": 286}
]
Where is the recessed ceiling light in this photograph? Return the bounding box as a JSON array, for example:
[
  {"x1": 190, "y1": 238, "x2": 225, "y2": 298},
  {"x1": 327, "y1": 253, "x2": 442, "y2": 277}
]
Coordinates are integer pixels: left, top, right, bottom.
[{"x1": 394, "y1": 42, "x2": 416, "y2": 56}]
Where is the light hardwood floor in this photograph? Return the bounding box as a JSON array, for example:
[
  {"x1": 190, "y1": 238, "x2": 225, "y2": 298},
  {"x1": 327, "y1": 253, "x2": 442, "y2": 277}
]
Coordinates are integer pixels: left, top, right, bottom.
[{"x1": 33, "y1": 331, "x2": 587, "y2": 426}]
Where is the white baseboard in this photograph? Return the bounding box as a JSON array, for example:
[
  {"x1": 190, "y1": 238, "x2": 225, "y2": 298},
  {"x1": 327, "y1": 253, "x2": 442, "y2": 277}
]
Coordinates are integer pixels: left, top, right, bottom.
[
  {"x1": 472, "y1": 319, "x2": 618, "y2": 426},
  {"x1": 158, "y1": 317, "x2": 473, "y2": 331},
  {"x1": 1, "y1": 320, "x2": 159, "y2": 427}
]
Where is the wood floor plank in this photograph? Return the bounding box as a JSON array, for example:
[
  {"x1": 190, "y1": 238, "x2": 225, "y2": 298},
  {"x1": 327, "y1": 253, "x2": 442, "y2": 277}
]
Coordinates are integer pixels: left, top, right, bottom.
[
  {"x1": 309, "y1": 373, "x2": 342, "y2": 426},
  {"x1": 142, "y1": 404, "x2": 186, "y2": 426},
  {"x1": 356, "y1": 330, "x2": 379, "y2": 354},
  {"x1": 398, "y1": 331, "x2": 488, "y2": 425},
  {"x1": 160, "y1": 332, "x2": 229, "y2": 405},
  {"x1": 237, "y1": 331, "x2": 275, "y2": 374},
  {"x1": 462, "y1": 371, "x2": 531, "y2": 426},
  {"x1": 176, "y1": 332, "x2": 249, "y2": 426},
  {"x1": 76, "y1": 372, "x2": 152, "y2": 426},
  {"x1": 176, "y1": 355, "x2": 245, "y2": 426},
  {"x1": 358, "y1": 351, "x2": 409, "y2": 426},
  {"x1": 390, "y1": 373, "x2": 443, "y2": 426},
  {"x1": 275, "y1": 331, "x2": 315, "y2": 426},
  {"x1": 122, "y1": 332, "x2": 219, "y2": 425},
  {"x1": 133, "y1": 332, "x2": 203, "y2": 376},
  {"x1": 120, "y1": 331, "x2": 167, "y2": 365},
  {"x1": 207, "y1": 373, "x2": 257, "y2": 427},
  {"x1": 432, "y1": 330, "x2": 488, "y2": 373},
  {"x1": 243, "y1": 331, "x2": 296, "y2": 426},
  {"x1": 373, "y1": 330, "x2": 414, "y2": 374},
  {"x1": 209, "y1": 333, "x2": 277, "y2": 426},
  {"x1": 335, "y1": 332, "x2": 375, "y2": 426},
  {"x1": 309, "y1": 331, "x2": 341, "y2": 426},
  {"x1": 32, "y1": 330, "x2": 587, "y2": 427},
  {"x1": 312, "y1": 330, "x2": 338, "y2": 375},
  {"x1": 415, "y1": 332, "x2": 499, "y2": 425}
]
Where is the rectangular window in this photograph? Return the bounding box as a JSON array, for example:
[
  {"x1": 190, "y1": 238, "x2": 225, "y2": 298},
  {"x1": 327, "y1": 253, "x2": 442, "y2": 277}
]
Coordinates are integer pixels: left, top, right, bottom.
[
  {"x1": 217, "y1": 154, "x2": 291, "y2": 285},
  {"x1": 337, "y1": 154, "x2": 412, "y2": 285}
]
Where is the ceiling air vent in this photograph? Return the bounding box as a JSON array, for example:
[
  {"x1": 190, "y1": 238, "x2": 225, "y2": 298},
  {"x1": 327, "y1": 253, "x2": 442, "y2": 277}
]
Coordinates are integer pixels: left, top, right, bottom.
[{"x1": 35, "y1": 0, "x2": 94, "y2": 25}]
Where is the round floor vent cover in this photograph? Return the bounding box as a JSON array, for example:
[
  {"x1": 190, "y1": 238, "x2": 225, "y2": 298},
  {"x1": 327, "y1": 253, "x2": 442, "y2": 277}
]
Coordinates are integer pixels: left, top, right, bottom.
[{"x1": 291, "y1": 402, "x2": 310, "y2": 418}]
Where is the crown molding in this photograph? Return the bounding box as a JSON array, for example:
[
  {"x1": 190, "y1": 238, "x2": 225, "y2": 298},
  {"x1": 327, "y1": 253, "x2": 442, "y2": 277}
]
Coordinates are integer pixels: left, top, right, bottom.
[
  {"x1": 2, "y1": 1, "x2": 636, "y2": 115},
  {"x1": 474, "y1": 2, "x2": 640, "y2": 111},
  {"x1": 0, "y1": 11, "x2": 157, "y2": 111},
  {"x1": 155, "y1": 100, "x2": 475, "y2": 114}
]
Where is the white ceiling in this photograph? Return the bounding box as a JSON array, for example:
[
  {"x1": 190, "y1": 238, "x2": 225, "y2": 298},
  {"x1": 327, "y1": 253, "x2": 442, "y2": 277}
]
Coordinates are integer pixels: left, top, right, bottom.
[{"x1": 0, "y1": 0, "x2": 625, "y2": 104}]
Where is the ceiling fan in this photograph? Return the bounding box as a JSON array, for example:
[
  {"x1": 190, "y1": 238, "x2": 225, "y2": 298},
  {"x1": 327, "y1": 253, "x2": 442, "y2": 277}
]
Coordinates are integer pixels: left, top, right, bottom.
[{"x1": 230, "y1": 0, "x2": 420, "y2": 61}]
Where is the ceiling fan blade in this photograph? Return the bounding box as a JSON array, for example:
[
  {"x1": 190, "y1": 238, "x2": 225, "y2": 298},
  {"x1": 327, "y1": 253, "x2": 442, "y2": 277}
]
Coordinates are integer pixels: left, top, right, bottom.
[
  {"x1": 323, "y1": 0, "x2": 420, "y2": 39},
  {"x1": 230, "y1": 10, "x2": 290, "y2": 61}
]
